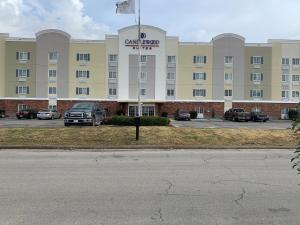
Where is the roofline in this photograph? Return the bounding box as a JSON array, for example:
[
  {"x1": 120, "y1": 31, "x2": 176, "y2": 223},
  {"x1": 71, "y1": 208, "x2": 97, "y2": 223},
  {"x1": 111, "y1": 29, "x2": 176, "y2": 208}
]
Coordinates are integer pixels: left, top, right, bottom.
[
  {"x1": 212, "y1": 33, "x2": 245, "y2": 42},
  {"x1": 118, "y1": 25, "x2": 166, "y2": 34},
  {"x1": 268, "y1": 39, "x2": 300, "y2": 44},
  {"x1": 36, "y1": 29, "x2": 71, "y2": 39}
]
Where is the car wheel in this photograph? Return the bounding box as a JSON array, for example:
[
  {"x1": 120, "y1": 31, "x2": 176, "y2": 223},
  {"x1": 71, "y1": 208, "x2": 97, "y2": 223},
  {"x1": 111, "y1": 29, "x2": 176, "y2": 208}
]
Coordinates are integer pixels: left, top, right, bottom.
[
  {"x1": 51, "y1": 115, "x2": 54, "y2": 120},
  {"x1": 17, "y1": 117, "x2": 21, "y2": 120},
  {"x1": 64, "y1": 123, "x2": 70, "y2": 127}
]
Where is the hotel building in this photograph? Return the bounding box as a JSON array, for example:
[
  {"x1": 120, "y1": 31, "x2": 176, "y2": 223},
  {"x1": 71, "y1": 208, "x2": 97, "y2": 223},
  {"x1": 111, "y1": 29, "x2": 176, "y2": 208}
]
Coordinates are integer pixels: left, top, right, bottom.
[{"x1": 0, "y1": 25, "x2": 299, "y2": 118}]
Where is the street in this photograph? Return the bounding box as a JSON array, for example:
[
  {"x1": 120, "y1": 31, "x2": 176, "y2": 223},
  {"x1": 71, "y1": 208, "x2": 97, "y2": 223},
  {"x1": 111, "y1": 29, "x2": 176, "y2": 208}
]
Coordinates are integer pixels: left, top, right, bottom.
[{"x1": 0, "y1": 150, "x2": 299, "y2": 225}]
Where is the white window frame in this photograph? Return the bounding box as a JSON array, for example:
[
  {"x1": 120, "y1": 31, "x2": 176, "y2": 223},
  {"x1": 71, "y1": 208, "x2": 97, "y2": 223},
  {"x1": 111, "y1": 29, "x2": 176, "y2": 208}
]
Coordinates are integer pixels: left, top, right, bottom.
[
  {"x1": 194, "y1": 56, "x2": 206, "y2": 64},
  {"x1": 167, "y1": 89, "x2": 175, "y2": 97},
  {"x1": 292, "y1": 91, "x2": 300, "y2": 98},
  {"x1": 18, "y1": 52, "x2": 29, "y2": 61},
  {"x1": 224, "y1": 89, "x2": 232, "y2": 97},
  {"x1": 48, "y1": 52, "x2": 58, "y2": 62},
  {"x1": 224, "y1": 72, "x2": 233, "y2": 81},
  {"x1": 48, "y1": 87, "x2": 57, "y2": 95},
  {"x1": 224, "y1": 56, "x2": 233, "y2": 64},
  {"x1": 140, "y1": 88, "x2": 146, "y2": 96},
  {"x1": 77, "y1": 53, "x2": 90, "y2": 62},
  {"x1": 76, "y1": 70, "x2": 89, "y2": 79},
  {"x1": 193, "y1": 72, "x2": 206, "y2": 80},
  {"x1": 167, "y1": 56, "x2": 176, "y2": 64},
  {"x1": 282, "y1": 58, "x2": 289, "y2": 65},
  {"x1": 251, "y1": 90, "x2": 263, "y2": 98},
  {"x1": 252, "y1": 56, "x2": 263, "y2": 65},
  {"x1": 109, "y1": 54, "x2": 118, "y2": 62},
  {"x1": 76, "y1": 87, "x2": 89, "y2": 95},
  {"x1": 281, "y1": 91, "x2": 289, "y2": 98},
  {"x1": 48, "y1": 70, "x2": 57, "y2": 78},
  {"x1": 109, "y1": 88, "x2": 117, "y2": 96},
  {"x1": 292, "y1": 74, "x2": 300, "y2": 82},
  {"x1": 140, "y1": 72, "x2": 147, "y2": 82},
  {"x1": 140, "y1": 55, "x2": 147, "y2": 63},
  {"x1": 252, "y1": 73, "x2": 263, "y2": 81},
  {"x1": 18, "y1": 104, "x2": 28, "y2": 112},
  {"x1": 282, "y1": 74, "x2": 289, "y2": 82},
  {"x1": 167, "y1": 72, "x2": 176, "y2": 80},
  {"x1": 109, "y1": 71, "x2": 117, "y2": 79},
  {"x1": 17, "y1": 86, "x2": 28, "y2": 95},
  {"x1": 292, "y1": 58, "x2": 300, "y2": 65},
  {"x1": 193, "y1": 89, "x2": 206, "y2": 97},
  {"x1": 17, "y1": 69, "x2": 28, "y2": 78}
]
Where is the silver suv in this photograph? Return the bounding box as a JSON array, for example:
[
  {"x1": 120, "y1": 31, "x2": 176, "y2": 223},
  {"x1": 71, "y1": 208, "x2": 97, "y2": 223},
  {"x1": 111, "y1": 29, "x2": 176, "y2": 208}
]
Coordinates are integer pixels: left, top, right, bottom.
[{"x1": 64, "y1": 102, "x2": 106, "y2": 126}]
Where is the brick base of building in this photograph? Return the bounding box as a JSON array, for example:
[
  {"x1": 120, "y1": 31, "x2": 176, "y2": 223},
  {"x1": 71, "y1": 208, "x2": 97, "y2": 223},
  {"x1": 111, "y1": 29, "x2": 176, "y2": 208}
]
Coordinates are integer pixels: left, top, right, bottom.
[
  {"x1": 232, "y1": 102, "x2": 300, "y2": 119},
  {"x1": 0, "y1": 99, "x2": 299, "y2": 119}
]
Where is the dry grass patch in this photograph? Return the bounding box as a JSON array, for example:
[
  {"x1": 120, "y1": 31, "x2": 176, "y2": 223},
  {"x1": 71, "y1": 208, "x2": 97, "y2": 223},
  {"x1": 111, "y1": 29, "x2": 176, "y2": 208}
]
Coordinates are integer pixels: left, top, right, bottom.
[{"x1": 0, "y1": 127, "x2": 298, "y2": 148}]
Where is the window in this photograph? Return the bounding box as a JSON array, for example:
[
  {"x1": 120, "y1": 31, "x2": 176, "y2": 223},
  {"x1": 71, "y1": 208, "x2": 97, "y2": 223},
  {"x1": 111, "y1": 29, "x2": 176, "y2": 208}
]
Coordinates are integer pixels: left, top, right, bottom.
[
  {"x1": 48, "y1": 70, "x2": 57, "y2": 78},
  {"x1": 16, "y1": 69, "x2": 29, "y2": 78},
  {"x1": 128, "y1": 105, "x2": 155, "y2": 117},
  {"x1": 140, "y1": 55, "x2": 147, "y2": 63},
  {"x1": 224, "y1": 56, "x2": 233, "y2": 64},
  {"x1": 282, "y1": 91, "x2": 289, "y2": 98},
  {"x1": 140, "y1": 72, "x2": 147, "y2": 81},
  {"x1": 129, "y1": 106, "x2": 139, "y2": 117},
  {"x1": 167, "y1": 72, "x2": 176, "y2": 80},
  {"x1": 193, "y1": 56, "x2": 206, "y2": 64},
  {"x1": 168, "y1": 56, "x2": 176, "y2": 63},
  {"x1": 109, "y1": 88, "x2": 117, "y2": 96},
  {"x1": 292, "y1": 91, "x2": 300, "y2": 98},
  {"x1": 224, "y1": 72, "x2": 233, "y2": 81},
  {"x1": 193, "y1": 89, "x2": 206, "y2": 97},
  {"x1": 18, "y1": 104, "x2": 28, "y2": 111},
  {"x1": 76, "y1": 53, "x2": 90, "y2": 62},
  {"x1": 251, "y1": 56, "x2": 263, "y2": 64},
  {"x1": 292, "y1": 58, "x2": 300, "y2": 65},
  {"x1": 49, "y1": 52, "x2": 58, "y2": 61},
  {"x1": 224, "y1": 89, "x2": 232, "y2": 97},
  {"x1": 251, "y1": 73, "x2": 263, "y2": 81},
  {"x1": 16, "y1": 86, "x2": 29, "y2": 95},
  {"x1": 193, "y1": 72, "x2": 206, "y2": 80},
  {"x1": 109, "y1": 54, "x2": 118, "y2": 62},
  {"x1": 48, "y1": 87, "x2": 57, "y2": 95},
  {"x1": 16, "y1": 52, "x2": 30, "y2": 61},
  {"x1": 140, "y1": 89, "x2": 146, "y2": 96},
  {"x1": 109, "y1": 71, "x2": 117, "y2": 79},
  {"x1": 76, "y1": 70, "x2": 90, "y2": 79},
  {"x1": 250, "y1": 90, "x2": 263, "y2": 98},
  {"x1": 167, "y1": 89, "x2": 175, "y2": 97},
  {"x1": 76, "y1": 87, "x2": 90, "y2": 95},
  {"x1": 282, "y1": 58, "x2": 289, "y2": 65},
  {"x1": 292, "y1": 75, "x2": 300, "y2": 81},
  {"x1": 282, "y1": 74, "x2": 289, "y2": 82},
  {"x1": 49, "y1": 105, "x2": 57, "y2": 111}
]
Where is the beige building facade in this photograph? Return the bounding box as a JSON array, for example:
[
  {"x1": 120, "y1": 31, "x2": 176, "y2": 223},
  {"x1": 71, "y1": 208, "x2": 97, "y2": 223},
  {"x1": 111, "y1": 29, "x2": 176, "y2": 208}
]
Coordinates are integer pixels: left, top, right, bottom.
[{"x1": 0, "y1": 25, "x2": 299, "y2": 118}]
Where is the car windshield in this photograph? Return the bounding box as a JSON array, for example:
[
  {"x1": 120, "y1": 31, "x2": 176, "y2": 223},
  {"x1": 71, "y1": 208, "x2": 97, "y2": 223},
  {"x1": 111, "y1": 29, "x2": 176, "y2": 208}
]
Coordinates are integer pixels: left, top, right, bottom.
[
  {"x1": 235, "y1": 109, "x2": 244, "y2": 112},
  {"x1": 40, "y1": 110, "x2": 49, "y2": 112},
  {"x1": 72, "y1": 103, "x2": 94, "y2": 110}
]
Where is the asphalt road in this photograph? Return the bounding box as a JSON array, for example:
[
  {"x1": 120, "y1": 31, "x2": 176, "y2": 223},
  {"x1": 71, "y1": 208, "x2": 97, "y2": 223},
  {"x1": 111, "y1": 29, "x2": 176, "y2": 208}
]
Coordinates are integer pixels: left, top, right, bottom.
[
  {"x1": 0, "y1": 150, "x2": 299, "y2": 225},
  {"x1": 0, "y1": 117, "x2": 293, "y2": 129}
]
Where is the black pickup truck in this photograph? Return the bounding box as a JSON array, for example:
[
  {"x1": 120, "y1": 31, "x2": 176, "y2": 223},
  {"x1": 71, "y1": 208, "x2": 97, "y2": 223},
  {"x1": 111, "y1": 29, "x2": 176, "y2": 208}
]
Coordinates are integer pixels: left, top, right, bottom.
[{"x1": 64, "y1": 102, "x2": 106, "y2": 126}]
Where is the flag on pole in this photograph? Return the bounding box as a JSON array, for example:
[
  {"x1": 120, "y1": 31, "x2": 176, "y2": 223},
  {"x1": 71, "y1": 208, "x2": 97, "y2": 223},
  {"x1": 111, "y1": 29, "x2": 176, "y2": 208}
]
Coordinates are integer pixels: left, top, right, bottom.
[{"x1": 116, "y1": 0, "x2": 135, "y2": 14}]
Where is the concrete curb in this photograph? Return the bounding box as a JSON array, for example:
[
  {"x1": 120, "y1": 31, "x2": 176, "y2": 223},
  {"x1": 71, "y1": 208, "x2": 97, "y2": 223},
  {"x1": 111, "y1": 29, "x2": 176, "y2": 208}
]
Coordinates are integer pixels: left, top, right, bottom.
[{"x1": 0, "y1": 145, "x2": 296, "y2": 151}]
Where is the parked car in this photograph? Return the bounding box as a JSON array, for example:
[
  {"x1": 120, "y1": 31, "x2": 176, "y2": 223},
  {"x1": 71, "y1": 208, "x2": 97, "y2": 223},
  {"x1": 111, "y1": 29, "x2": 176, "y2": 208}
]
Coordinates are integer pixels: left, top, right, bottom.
[
  {"x1": 64, "y1": 102, "x2": 106, "y2": 126},
  {"x1": 16, "y1": 109, "x2": 38, "y2": 119},
  {"x1": 175, "y1": 109, "x2": 191, "y2": 121},
  {"x1": 37, "y1": 109, "x2": 61, "y2": 120},
  {"x1": 0, "y1": 109, "x2": 5, "y2": 118},
  {"x1": 224, "y1": 108, "x2": 251, "y2": 122},
  {"x1": 251, "y1": 112, "x2": 269, "y2": 122}
]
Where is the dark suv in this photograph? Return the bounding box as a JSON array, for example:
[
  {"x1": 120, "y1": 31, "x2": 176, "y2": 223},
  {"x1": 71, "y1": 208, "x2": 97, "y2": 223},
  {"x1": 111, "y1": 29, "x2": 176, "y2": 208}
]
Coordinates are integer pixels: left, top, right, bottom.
[
  {"x1": 64, "y1": 102, "x2": 106, "y2": 126},
  {"x1": 16, "y1": 109, "x2": 38, "y2": 119},
  {"x1": 175, "y1": 109, "x2": 191, "y2": 121}
]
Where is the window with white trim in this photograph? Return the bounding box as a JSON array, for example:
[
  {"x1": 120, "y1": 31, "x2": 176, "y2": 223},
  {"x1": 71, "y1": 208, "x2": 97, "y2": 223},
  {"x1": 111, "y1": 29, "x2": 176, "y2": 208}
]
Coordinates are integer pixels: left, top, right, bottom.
[
  {"x1": 193, "y1": 72, "x2": 206, "y2": 80},
  {"x1": 282, "y1": 74, "x2": 289, "y2": 82},
  {"x1": 282, "y1": 58, "x2": 289, "y2": 65},
  {"x1": 18, "y1": 104, "x2": 28, "y2": 111},
  {"x1": 48, "y1": 70, "x2": 57, "y2": 78},
  {"x1": 16, "y1": 52, "x2": 30, "y2": 61},
  {"x1": 292, "y1": 91, "x2": 300, "y2": 98},
  {"x1": 109, "y1": 71, "x2": 117, "y2": 79},
  {"x1": 140, "y1": 89, "x2": 146, "y2": 96},
  {"x1": 49, "y1": 52, "x2": 58, "y2": 61},
  {"x1": 16, "y1": 86, "x2": 29, "y2": 95},
  {"x1": 76, "y1": 53, "x2": 90, "y2": 62},
  {"x1": 76, "y1": 70, "x2": 90, "y2": 79},
  {"x1": 140, "y1": 55, "x2": 147, "y2": 63},
  {"x1": 193, "y1": 89, "x2": 206, "y2": 97},
  {"x1": 109, "y1": 88, "x2": 117, "y2": 96},
  {"x1": 16, "y1": 69, "x2": 29, "y2": 78},
  {"x1": 140, "y1": 72, "x2": 147, "y2": 81},
  {"x1": 251, "y1": 56, "x2": 263, "y2": 64},
  {"x1": 251, "y1": 73, "x2": 263, "y2": 81},
  {"x1": 49, "y1": 105, "x2": 57, "y2": 111},
  {"x1": 167, "y1": 72, "x2": 176, "y2": 80},
  {"x1": 250, "y1": 90, "x2": 263, "y2": 98},
  {"x1": 224, "y1": 89, "x2": 232, "y2": 97},
  {"x1": 109, "y1": 54, "x2": 118, "y2": 62},
  {"x1": 48, "y1": 87, "x2": 57, "y2": 95},
  {"x1": 224, "y1": 56, "x2": 233, "y2": 64},
  {"x1": 128, "y1": 105, "x2": 155, "y2": 117},
  {"x1": 224, "y1": 72, "x2": 233, "y2": 81},
  {"x1": 292, "y1": 74, "x2": 300, "y2": 81},
  {"x1": 292, "y1": 58, "x2": 300, "y2": 65},
  {"x1": 281, "y1": 91, "x2": 289, "y2": 98},
  {"x1": 76, "y1": 87, "x2": 90, "y2": 95},
  {"x1": 193, "y1": 56, "x2": 206, "y2": 64},
  {"x1": 167, "y1": 56, "x2": 176, "y2": 63},
  {"x1": 167, "y1": 89, "x2": 175, "y2": 97}
]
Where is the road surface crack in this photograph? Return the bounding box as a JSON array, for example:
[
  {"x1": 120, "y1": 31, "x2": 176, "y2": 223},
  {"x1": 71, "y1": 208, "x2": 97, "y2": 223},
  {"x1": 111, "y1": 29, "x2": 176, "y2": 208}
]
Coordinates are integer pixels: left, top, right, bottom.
[
  {"x1": 163, "y1": 179, "x2": 174, "y2": 196},
  {"x1": 151, "y1": 208, "x2": 164, "y2": 222},
  {"x1": 234, "y1": 188, "x2": 246, "y2": 207}
]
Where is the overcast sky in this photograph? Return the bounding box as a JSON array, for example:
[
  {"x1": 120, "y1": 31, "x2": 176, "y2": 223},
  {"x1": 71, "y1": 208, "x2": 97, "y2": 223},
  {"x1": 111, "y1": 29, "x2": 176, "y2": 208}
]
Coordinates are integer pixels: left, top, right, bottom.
[{"x1": 1, "y1": 0, "x2": 300, "y2": 42}]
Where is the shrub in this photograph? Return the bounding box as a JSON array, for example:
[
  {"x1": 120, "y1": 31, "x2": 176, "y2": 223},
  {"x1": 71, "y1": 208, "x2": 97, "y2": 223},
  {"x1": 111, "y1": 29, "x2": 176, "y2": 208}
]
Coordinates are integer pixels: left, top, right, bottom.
[
  {"x1": 189, "y1": 111, "x2": 198, "y2": 119},
  {"x1": 116, "y1": 109, "x2": 125, "y2": 116},
  {"x1": 111, "y1": 116, "x2": 170, "y2": 126},
  {"x1": 288, "y1": 109, "x2": 299, "y2": 121},
  {"x1": 161, "y1": 112, "x2": 168, "y2": 117}
]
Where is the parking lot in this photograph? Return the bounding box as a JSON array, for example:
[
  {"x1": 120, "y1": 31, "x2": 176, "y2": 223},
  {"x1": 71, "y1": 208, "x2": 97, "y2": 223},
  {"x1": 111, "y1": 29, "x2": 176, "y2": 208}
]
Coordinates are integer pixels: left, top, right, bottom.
[{"x1": 0, "y1": 117, "x2": 293, "y2": 129}]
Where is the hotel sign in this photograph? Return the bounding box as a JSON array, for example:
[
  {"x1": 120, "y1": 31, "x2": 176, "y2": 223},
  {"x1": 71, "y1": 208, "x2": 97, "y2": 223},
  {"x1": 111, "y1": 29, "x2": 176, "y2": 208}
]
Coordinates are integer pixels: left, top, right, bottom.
[{"x1": 125, "y1": 33, "x2": 160, "y2": 50}]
